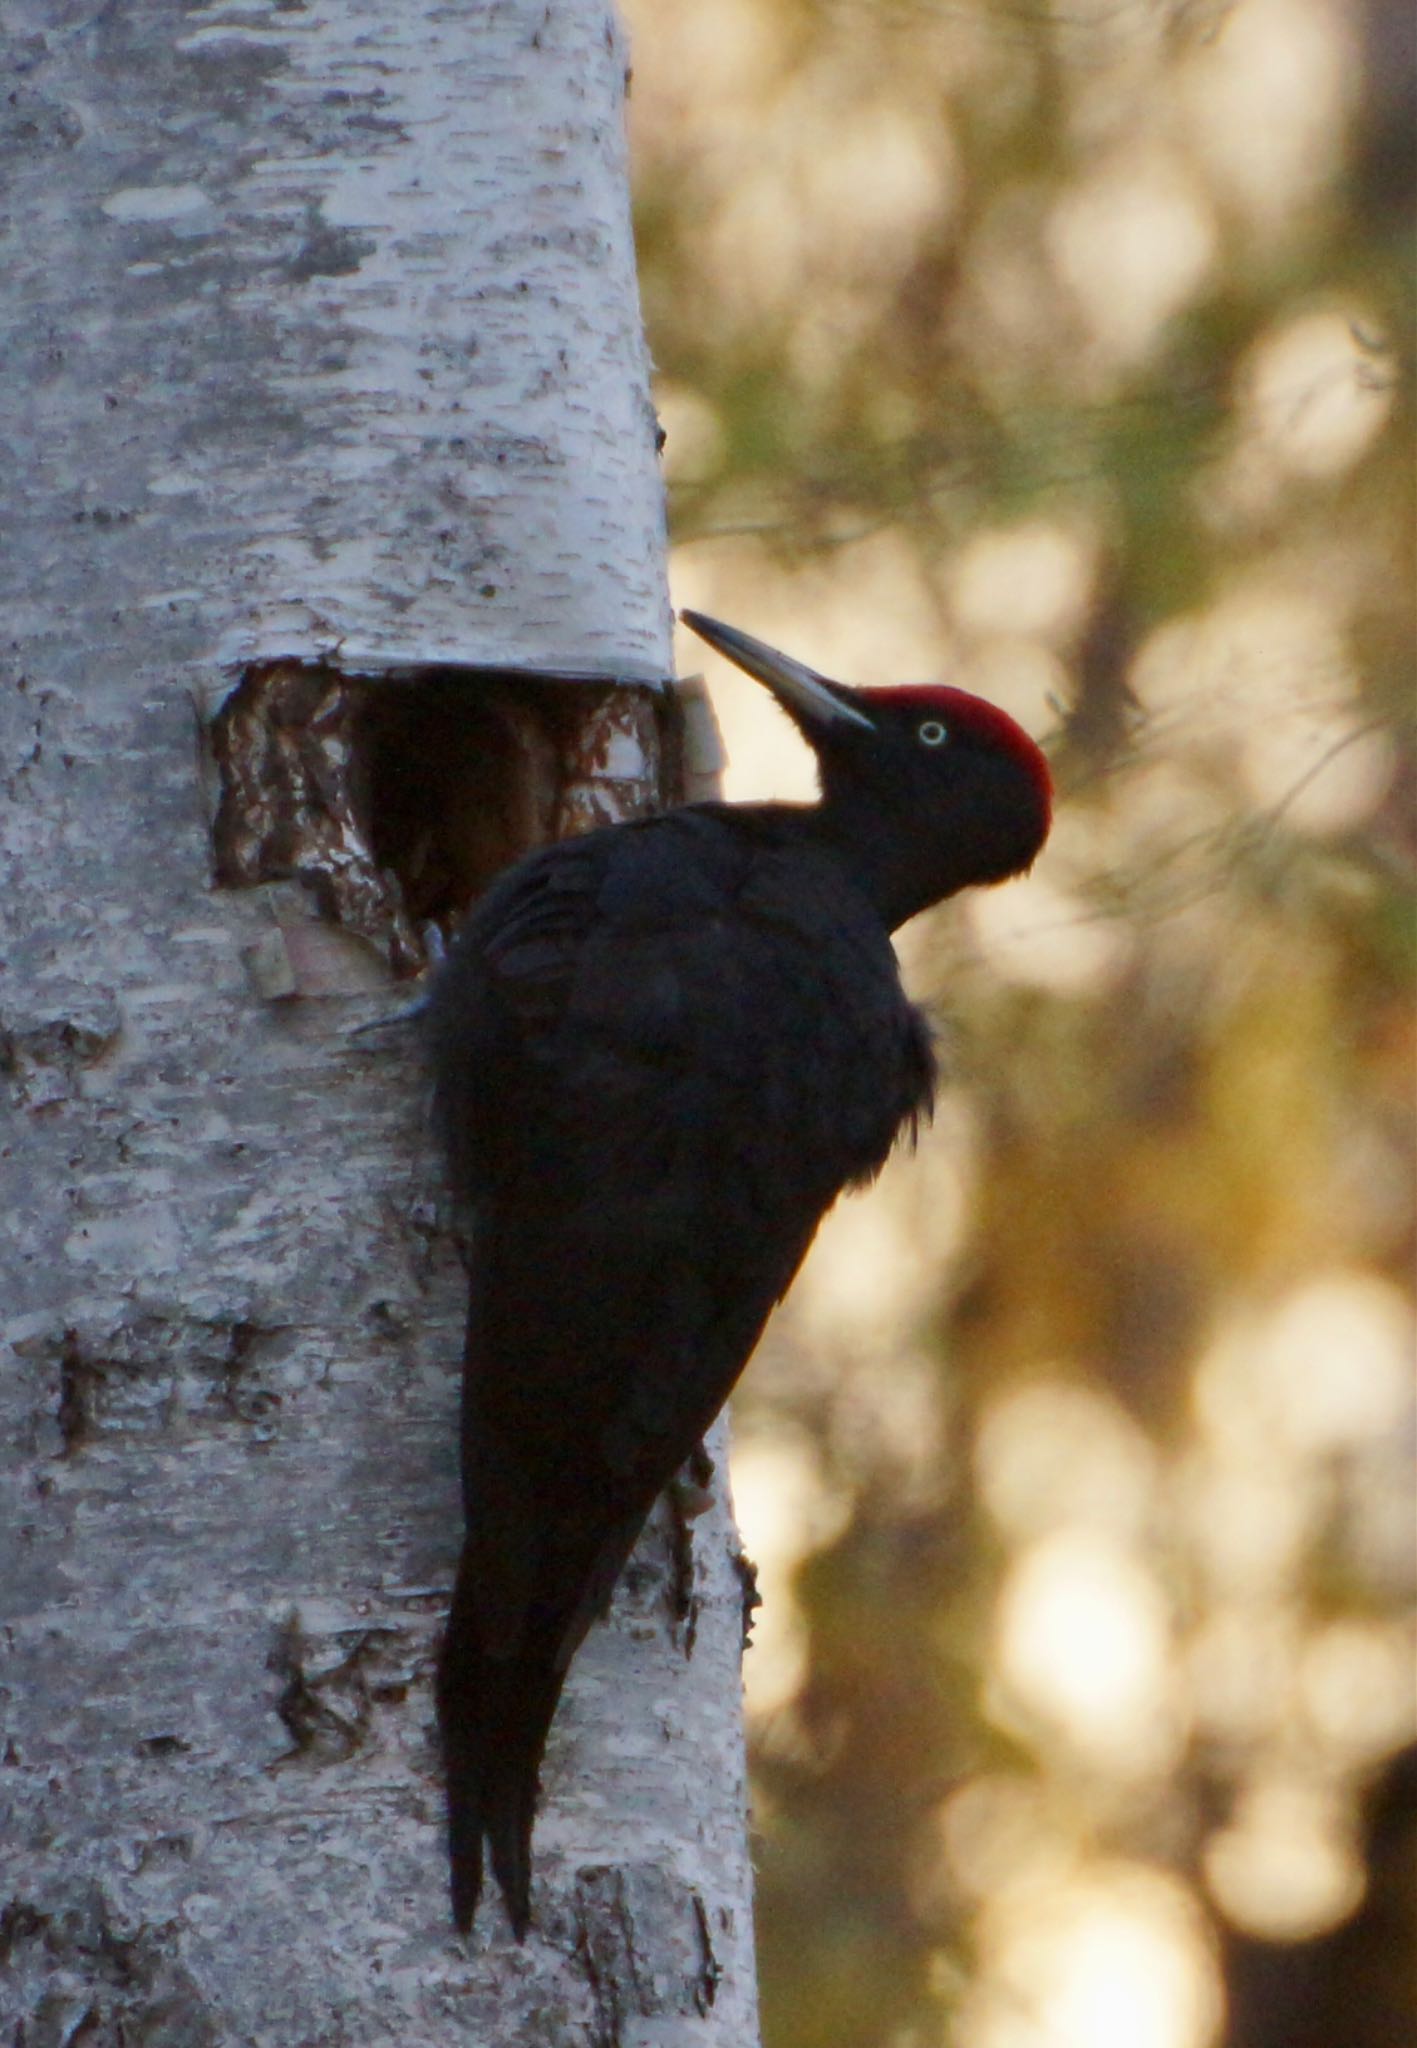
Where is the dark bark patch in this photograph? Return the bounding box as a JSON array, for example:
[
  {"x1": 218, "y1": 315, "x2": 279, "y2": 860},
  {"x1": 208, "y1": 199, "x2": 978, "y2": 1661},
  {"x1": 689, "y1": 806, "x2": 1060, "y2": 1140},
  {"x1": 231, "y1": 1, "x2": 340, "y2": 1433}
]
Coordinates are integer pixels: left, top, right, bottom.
[
  {"x1": 57, "y1": 1330, "x2": 100, "y2": 1457},
  {"x1": 731, "y1": 1544, "x2": 762, "y2": 1650},
  {"x1": 215, "y1": 1318, "x2": 282, "y2": 1432},
  {"x1": 666, "y1": 1440, "x2": 716, "y2": 1657},
  {"x1": 1, "y1": 995, "x2": 122, "y2": 1106},
  {"x1": 268, "y1": 1614, "x2": 367, "y2": 1766},
  {"x1": 0, "y1": 1887, "x2": 219, "y2": 2047},
  {"x1": 572, "y1": 1865, "x2": 721, "y2": 2045},
  {"x1": 266, "y1": 1615, "x2": 417, "y2": 1769},
  {"x1": 134, "y1": 1734, "x2": 191, "y2": 1760},
  {"x1": 29, "y1": 1316, "x2": 292, "y2": 1453},
  {"x1": 286, "y1": 204, "x2": 377, "y2": 282}
]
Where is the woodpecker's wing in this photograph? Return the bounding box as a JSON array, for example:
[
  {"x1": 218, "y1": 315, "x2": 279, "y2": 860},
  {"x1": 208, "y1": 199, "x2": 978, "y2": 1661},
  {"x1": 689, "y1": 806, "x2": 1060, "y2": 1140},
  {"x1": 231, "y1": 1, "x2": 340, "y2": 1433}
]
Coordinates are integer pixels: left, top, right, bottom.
[{"x1": 430, "y1": 807, "x2": 934, "y2": 1497}]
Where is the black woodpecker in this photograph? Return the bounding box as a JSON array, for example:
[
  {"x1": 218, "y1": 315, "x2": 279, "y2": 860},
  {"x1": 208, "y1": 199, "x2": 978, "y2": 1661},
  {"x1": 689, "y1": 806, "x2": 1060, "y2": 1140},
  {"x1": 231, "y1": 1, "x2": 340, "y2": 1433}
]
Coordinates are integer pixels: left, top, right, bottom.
[{"x1": 427, "y1": 611, "x2": 1053, "y2": 1936}]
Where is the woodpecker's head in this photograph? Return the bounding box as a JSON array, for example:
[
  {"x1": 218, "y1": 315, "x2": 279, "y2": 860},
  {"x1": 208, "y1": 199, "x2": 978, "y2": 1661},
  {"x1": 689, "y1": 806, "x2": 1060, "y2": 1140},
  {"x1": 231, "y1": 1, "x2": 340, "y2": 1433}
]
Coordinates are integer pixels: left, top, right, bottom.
[{"x1": 680, "y1": 610, "x2": 1053, "y2": 927}]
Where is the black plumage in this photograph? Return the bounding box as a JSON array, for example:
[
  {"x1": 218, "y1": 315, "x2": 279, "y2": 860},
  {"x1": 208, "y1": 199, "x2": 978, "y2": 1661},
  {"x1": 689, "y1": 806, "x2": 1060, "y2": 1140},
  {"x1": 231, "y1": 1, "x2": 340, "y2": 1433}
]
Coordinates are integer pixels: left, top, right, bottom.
[{"x1": 427, "y1": 612, "x2": 1052, "y2": 1936}]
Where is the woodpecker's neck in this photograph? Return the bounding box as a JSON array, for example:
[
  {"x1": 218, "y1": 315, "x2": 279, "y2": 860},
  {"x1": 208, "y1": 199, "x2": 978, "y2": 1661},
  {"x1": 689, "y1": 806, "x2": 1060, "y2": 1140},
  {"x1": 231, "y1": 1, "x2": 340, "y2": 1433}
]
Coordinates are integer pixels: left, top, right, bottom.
[
  {"x1": 745, "y1": 792, "x2": 966, "y2": 932},
  {"x1": 814, "y1": 796, "x2": 954, "y2": 929}
]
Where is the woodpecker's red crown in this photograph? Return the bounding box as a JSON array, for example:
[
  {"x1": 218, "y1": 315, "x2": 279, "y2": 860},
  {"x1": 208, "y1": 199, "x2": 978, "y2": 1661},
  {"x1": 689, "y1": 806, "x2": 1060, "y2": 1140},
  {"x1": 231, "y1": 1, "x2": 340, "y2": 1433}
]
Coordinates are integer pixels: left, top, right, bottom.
[{"x1": 856, "y1": 682, "x2": 1054, "y2": 829}]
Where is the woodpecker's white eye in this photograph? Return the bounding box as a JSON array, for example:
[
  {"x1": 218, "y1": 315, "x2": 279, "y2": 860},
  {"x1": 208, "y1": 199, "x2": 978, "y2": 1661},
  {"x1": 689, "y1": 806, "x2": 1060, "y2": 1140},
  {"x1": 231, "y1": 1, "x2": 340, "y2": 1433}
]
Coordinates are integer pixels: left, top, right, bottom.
[{"x1": 918, "y1": 719, "x2": 948, "y2": 747}]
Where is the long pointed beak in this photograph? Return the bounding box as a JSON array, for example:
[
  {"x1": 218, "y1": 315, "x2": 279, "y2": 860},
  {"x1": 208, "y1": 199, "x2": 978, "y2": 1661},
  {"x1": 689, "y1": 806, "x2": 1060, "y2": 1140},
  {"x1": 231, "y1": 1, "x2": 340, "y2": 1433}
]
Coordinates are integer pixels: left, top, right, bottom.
[{"x1": 680, "y1": 611, "x2": 874, "y2": 732}]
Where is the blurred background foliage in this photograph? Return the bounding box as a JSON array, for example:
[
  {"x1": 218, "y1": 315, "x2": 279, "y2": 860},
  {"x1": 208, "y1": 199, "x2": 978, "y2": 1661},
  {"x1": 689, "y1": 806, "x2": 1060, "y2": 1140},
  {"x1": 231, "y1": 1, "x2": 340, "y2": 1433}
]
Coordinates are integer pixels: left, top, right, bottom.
[{"x1": 620, "y1": 2, "x2": 1414, "y2": 2044}]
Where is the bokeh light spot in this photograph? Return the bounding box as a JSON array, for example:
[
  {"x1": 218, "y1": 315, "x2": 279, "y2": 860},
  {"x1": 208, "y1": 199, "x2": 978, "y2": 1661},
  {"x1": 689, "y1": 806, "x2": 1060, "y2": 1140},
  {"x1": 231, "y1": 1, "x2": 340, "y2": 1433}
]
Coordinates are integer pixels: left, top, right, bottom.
[
  {"x1": 994, "y1": 1529, "x2": 1180, "y2": 1772},
  {"x1": 965, "y1": 1866, "x2": 1222, "y2": 2048},
  {"x1": 1205, "y1": 1777, "x2": 1365, "y2": 1940},
  {"x1": 977, "y1": 1380, "x2": 1158, "y2": 1541}
]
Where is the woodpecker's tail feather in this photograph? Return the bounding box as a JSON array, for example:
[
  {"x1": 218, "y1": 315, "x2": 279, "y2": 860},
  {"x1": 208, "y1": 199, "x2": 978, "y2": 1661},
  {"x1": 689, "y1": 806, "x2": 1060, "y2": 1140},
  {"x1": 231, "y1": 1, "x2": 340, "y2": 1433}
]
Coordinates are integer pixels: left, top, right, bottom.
[
  {"x1": 440, "y1": 1715, "x2": 486, "y2": 1934},
  {"x1": 435, "y1": 1568, "x2": 490, "y2": 1933},
  {"x1": 436, "y1": 1556, "x2": 578, "y2": 1941},
  {"x1": 483, "y1": 1725, "x2": 541, "y2": 1939},
  {"x1": 436, "y1": 1496, "x2": 658, "y2": 1937}
]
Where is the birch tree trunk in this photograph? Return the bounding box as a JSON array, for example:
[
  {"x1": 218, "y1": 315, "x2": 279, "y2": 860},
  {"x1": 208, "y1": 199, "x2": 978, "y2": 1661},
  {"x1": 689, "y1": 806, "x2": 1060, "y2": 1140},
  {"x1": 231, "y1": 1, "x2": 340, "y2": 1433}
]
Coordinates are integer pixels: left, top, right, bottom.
[{"x1": 0, "y1": 3, "x2": 759, "y2": 2041}]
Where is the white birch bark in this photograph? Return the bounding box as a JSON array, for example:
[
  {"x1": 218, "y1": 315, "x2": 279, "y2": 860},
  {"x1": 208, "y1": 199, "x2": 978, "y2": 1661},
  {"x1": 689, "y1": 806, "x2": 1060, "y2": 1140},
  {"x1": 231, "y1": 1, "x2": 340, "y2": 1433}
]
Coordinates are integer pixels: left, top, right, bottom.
[{"x1": 0, "y1": 2, "x2": 760, "y2": 2041}]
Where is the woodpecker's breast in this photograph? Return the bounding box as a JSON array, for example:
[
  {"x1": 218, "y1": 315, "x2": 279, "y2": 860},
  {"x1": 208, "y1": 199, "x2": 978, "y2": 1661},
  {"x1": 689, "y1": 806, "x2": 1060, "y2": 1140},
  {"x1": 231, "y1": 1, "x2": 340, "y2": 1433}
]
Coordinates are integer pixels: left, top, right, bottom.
[{"x1": 729, "y1": 837, "x2": 936, "y2": 1192}]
